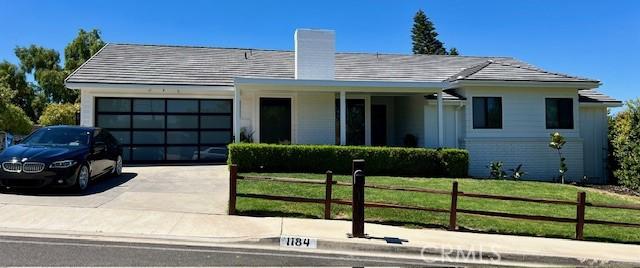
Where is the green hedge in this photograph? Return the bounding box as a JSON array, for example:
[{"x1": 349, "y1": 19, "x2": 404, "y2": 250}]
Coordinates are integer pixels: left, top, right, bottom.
[{"x1": 227, "y1": 143, "x2": 468, "y2": 178}]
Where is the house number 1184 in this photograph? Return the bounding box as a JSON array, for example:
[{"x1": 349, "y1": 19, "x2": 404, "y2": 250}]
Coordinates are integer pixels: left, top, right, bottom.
[{"x1": 280, "y1": 236, "x2": 317, "y2": 249}]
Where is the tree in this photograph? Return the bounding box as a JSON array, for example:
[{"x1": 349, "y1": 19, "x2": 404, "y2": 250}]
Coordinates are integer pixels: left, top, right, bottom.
[
  {"x1": 0, "y1": 61, "x2": 36, "y2": 120},
  {"x1": 38, "y1": 103, "x2": 80, "y2": 126},
  {"x1": 449, "y1": 47, "x2": 459, "y2": 56},
  {"x1": 14, "y1": 45, "x2": 71, "y2": 103},
  {"x1": 13, "y1": 29, "x2": 105, "y2": 104},
  {"x1": 0, "y1": 80, "x2": 33, "y2": 135},
  {"x1": 549, "y1": 132, "x2": 568, "y2": 184},
  {"x1": 64, "y1": 29, "x2": 106, "y2": 71},
  {"x1": 411, "y1": 9, "x2": 447, "y2": 55},
  {"x1": 610, "y1": 99, "x2": 640, "y2": 190}
]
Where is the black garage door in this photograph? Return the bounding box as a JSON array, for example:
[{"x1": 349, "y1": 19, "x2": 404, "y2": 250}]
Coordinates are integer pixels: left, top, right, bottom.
[{"x1": 95, "y1": 97, "x2": 233, "y2": 163}]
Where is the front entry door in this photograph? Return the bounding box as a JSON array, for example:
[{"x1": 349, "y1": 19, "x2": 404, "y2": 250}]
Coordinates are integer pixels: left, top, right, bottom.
[
  {"x1": 335, "y1": 99, "x2": 366, "y2": 145},
  {"x1": 260, "y1": 98, "x2": 292, "y2": 144},
  {"x1": 371, "y1": 105, "x2": 387, "y2": 146}
]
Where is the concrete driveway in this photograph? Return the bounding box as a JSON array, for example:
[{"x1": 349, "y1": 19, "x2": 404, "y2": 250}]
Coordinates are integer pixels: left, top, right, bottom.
[{"x1": 0, "y1": 165, "x2": 230, "y2": 215}]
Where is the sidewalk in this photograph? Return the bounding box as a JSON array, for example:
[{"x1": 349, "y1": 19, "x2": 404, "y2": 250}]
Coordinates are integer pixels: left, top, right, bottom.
[{"x1": 0, "y1": 203, "x2": 638, "y2": 266}]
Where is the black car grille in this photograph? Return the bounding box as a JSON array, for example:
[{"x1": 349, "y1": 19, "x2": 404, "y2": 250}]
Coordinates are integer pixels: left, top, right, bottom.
[
  {"x1": 1, "y1": 162, "x2": 45, "y2": 173},
  {"x1": 1, "y1": 162, "x2": 21, "y2": 173}
]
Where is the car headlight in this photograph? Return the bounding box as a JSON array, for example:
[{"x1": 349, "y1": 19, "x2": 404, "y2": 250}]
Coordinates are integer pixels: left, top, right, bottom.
[{"x1": 49, "y1": 160, "x2": 77, "y2": 168}]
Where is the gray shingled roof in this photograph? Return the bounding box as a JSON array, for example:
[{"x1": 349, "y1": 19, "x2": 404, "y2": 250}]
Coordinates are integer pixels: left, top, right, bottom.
[
  {"x1": 66, "y1": 43, "x2": 617, "y2": 104},
  {"x1": 445, "y1": 60, "x2": 595, "y2": 82},
  {"x1": 66, "y1": 43, "x2": 599, "y2": 86},
  {"x1": 425, "y1": 89, "x2": 619, "y2": 104},
  {"x1": 578, "y1": 89, "x2": 622, "y2": 104}
]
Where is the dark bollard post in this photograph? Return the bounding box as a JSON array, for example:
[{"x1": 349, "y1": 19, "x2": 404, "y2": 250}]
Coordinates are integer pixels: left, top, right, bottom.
[
  {"x1": 352, "y1": 159, "x2": 365, "y2": 238},
  {"x1": 229, "y1": 164, "x2": 238, "y2": 215}
]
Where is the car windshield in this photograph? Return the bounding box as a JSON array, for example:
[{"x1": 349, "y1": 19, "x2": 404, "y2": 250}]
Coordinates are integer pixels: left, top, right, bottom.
[{"x1": 20, "y1": 128, "x2": 91, "y2": 147}]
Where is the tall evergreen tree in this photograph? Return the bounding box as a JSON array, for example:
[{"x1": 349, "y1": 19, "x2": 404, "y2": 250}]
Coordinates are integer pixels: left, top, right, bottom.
[
  {"x1": 449, "y1": 47, "x2": 459, "y2": 56},
  {"x1": 64, "y1": 29, "x2": 106, "y2": 71},
  {"x1": 411, "y1": 9, "x2": 447, "y2": 55}
]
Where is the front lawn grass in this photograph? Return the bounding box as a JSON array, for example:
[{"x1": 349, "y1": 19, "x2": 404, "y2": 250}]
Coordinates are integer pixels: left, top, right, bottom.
[{"x1": 236, "y1": 173, "x2": 640, "y2": 244}]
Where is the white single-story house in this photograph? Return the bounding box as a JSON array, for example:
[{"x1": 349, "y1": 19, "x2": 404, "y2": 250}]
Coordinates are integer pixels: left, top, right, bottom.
[{"x1": 65, "y1": 29, "x2": 621, "y2": 183}]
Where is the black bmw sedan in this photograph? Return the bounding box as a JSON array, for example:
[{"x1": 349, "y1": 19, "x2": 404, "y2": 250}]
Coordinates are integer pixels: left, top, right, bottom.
[{"x1": 0, "y1": 126, "x2": 123, "y2": 191}]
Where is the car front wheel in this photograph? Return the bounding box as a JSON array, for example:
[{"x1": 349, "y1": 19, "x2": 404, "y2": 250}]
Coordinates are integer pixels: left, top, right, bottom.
[
  {"x1": 112, "y1": 155, "x2": 123, "y2": 177},
  {"x1": 74, "y1": 164, "x2": 90, "y2": 192}
]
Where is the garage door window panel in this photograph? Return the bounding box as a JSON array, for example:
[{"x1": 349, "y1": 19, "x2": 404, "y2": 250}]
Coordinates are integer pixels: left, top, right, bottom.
[
  {"x1": 133, "y1": 131, "x2": 164, "y2": 144},
  {"x1": 167, "y1": 146, "x2": 198, "y2": 160},
  {"x1": 201, "y1": 100, "x2": 232, "y2": 113},
  {"x1": 132, "y1": 147, "x2": 164, "y2": 161},
  {"x1": 133, "y1": 115, "x2": 165, "y2": 129},
  {"x1": 167, "y1": 115, "x2": 198, "y2": 129},
  {"x1": 199, "y1": 146, "x2": 228, "y2": 161},
  {"x1": 167, "y1": 131, "x2": 198, "y2": 144},
  {"x1": 168, "y1": 100, "x2": 198, "y2": 113},
  {"x1": 134, "y1": 99, "x2": 165, "y2": 113},
  {"x1": 201, "y1": 115, "x2": 231, "y2": 129},
  {"x1": 201, "y1": 131, "x2": 232, "y2": 144},
  {"x1": 97, "y1": 115, "x2": 130, "y2": 128},
  {"x1": 97, "y1": 99, "x2": 131, "y2": 112}
]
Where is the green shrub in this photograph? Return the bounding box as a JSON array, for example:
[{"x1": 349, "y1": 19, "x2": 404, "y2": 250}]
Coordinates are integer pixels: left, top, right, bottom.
[
  {"x1": 228, "y1": 143, "x2": 468, "y2": 177},
  {"x1": 0, "y1": 103, "x2": 33, "y2": 135},
  {"x1": 610, "y1": 99, "x2": 640, "y2": 191},
  {"x1": 38, "y1": 103, "x2": 80, "y2": 126}
]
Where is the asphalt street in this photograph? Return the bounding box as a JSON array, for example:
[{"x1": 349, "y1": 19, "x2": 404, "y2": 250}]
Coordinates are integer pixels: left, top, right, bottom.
[{"x1": 0, "y1": 235, "x2": 445, "y2": 266}]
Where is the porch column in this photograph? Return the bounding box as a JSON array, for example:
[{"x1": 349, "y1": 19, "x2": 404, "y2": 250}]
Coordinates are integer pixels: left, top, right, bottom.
[
  {"x1": 340, "y1": 91, "x2": 346, "y2": 145},
  {"x1": 234, "y1": 87, "x2": 241, "y2": 143},
  {"x1": 437, "y1": 90, "x2": 444, "y2": 147}
]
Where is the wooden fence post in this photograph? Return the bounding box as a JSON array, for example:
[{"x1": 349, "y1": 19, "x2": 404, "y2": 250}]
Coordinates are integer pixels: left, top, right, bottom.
[
  {"x1": 449, "y1": 181, "x2": 459, "y2": 231},
  {"x1": 576, "y1": 191, "x2": 586, "y2": 240},
  {"x1": 229, "y1": 164, "x2": 238, "y2": 215},
  {"x1": 324, "y1": 170, "x2": 333, "y2": 219}
]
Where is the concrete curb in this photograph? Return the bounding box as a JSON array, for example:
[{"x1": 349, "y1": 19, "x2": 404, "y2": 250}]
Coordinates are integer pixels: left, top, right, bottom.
[
  {"x1": 0, "y1": 228, "x2": 637, "y2": 267},
  {"x1": 256, "y1": 236, "x2": 639, "y2": 267}
]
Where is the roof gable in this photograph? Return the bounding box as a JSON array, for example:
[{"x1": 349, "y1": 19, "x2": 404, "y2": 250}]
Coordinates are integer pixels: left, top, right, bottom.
[{"x1": 447, "y1": 60, "x2": 597, "y2": 83}]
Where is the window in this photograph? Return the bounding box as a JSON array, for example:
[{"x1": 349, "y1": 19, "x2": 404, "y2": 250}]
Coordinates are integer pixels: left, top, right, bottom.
[
  {"x1": 546, "y1": 98, "x2": 574, "y2": 129},
  {"x1": 473, "y1": 97, "x2": 502, "y2": 129},
  {"x1": 259, "y1": 98, "x2": 292, "y2": 144}
]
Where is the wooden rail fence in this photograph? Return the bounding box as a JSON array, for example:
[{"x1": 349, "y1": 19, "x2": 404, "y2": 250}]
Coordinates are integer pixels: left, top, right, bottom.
[{"x1": 227, "y1": 164, "x2": 640, "y2": 240}]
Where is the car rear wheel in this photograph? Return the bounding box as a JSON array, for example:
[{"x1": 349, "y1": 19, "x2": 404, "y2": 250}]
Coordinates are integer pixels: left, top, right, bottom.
[{"x1": 74, "y1": 164, "x2": 90, "y2": 192}]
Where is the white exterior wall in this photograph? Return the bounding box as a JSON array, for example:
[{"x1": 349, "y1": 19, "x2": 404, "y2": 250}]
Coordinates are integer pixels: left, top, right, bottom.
[
  {"x1": 394, "y1": 95, "x2": 425, "y2": 147},
  {"x1": 240, "y1": 91, "x2": 336, "y2": 144},
  {"x1": 79, "y1": 90, "x2": 95, "y2": 126},
  {"x1": 424, "y1": 102, "x2": 459, "y2": 148},
  {"x1": 459, "y1": 87, "x2": 584, "y2": 181},
  {"x1": 579, "y1": 105, "x2": 609, "y2": 183},
  {"x1": 296, "y1": 92, "x2": 336, "y2": 144}
]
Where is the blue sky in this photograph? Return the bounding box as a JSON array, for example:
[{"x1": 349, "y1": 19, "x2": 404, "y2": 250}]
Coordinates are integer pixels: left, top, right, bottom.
[{"x1": 1, "y1": 0, "x2": 638, "y2": 103}]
